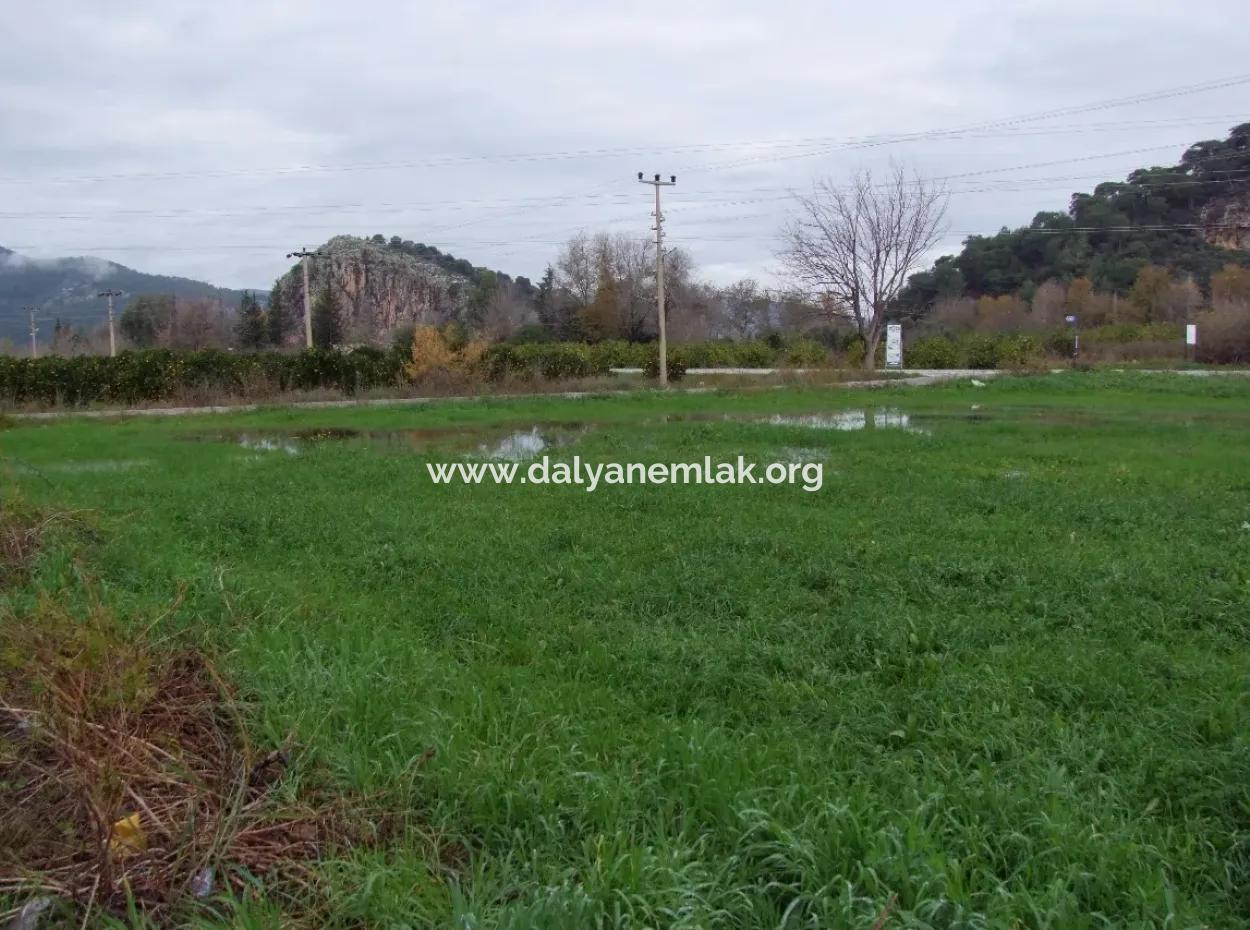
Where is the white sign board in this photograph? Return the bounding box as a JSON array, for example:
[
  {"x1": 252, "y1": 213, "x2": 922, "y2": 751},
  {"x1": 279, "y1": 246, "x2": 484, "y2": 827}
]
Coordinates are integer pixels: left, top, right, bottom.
[
  {"x1": 1186, "y1": 324, "x2": 1198, "y2": 346},
  {"x1": 885, "y1": 324, "x2": 903, "y2": 369}
]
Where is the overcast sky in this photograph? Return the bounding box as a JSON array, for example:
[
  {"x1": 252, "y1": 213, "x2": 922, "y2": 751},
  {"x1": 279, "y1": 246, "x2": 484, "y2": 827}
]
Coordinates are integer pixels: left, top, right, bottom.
[{"x1": 1, "y1": 0, "x2": 1247, "y2": 292}]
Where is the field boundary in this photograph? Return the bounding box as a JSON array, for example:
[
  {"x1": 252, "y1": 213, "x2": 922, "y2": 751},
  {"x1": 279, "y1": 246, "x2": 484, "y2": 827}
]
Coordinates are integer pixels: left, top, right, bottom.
[{"x1": 5, "y1": 370, "x2": 995, "y2": 421}]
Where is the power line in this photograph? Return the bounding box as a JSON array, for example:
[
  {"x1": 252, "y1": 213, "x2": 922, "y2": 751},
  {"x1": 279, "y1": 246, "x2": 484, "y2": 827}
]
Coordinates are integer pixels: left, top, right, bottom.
[
  {"x1": 5, "y1": 148, "x2": 1245, "y2": 226},
  {"x1": 7, "y1": 170, "x2": 1248, "y2": 223},
  {"x1": 3, "y1": 76, "x2": 1244, "y2": 187},
  {"x1": 1, "y1": 221, "x2": 1243, "y2": 260},
  {"x1": 679, "y1": 78, "x2": 1250, "y2": 174}
]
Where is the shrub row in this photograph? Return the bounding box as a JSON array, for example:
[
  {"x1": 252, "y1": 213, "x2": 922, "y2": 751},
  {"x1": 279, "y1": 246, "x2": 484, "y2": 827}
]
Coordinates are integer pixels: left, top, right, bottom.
[
  {"x1": 485, "y1": 338, "x2": 832, "y2": 379},
  {"x1": 0, "y1": 322, "x2": 1216, "y2": 407},
  {"x1": 0, "y1": 348, "x2": 406, "y2": 407},
  {"x1": 904, "y1": 334, "x2": 1047, "y2": 369},
  {"x1": 904, "y1": 325, "x2": 1198, "y2": 369}
]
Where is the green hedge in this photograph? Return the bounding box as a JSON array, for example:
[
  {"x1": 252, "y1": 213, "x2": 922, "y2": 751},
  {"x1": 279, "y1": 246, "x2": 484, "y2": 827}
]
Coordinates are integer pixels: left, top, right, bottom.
[
  {"x1": 7, "y1": 327, "x2": 1183, "y2": 406},
  {"x1": 643, "y1": 351, "x2": 688, "y2": 382},
  {"x1": 904, "y1": 332, "x2": 1068, "y2": 369},
  {"x1": 904, "y1": 336, "x2": 961, "y2": 369},
  {"x1": 0, "y1": 348, "x2": 406, "y2": 407},
  {"x1": 484, "y1": 339, "x2": 834, "y2": 379},
  {"x1": 1081, "y1": 323, "x2": 1183, "y2": 345}
]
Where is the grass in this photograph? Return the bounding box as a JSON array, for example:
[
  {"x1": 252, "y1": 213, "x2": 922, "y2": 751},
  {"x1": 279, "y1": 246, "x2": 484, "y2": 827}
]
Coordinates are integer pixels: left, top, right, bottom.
[{"x1": 2, "y1": 370, "x2": 1249, "y2": 928}]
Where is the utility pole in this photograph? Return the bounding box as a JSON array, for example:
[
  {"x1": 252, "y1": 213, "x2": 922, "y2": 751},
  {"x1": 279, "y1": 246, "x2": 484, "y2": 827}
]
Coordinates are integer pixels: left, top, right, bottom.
[
  {"x1": 286, "y1": 248, "x2": 319, "y2": 349},
  {"x1": 637, "y1": 172, "x2": 676, "y2": 387},
  {"x1": 97, "y1": 289, "x2": 122, "y2": 357},
  {"x1": 25, "y1": 307, "x2": 37, "y2": 359}
]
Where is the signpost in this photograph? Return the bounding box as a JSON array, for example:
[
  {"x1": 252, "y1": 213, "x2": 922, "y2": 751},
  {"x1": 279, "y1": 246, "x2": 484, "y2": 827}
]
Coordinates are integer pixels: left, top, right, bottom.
[
  {"x1": 885, "y1": 324, "x2": 902, "y2": 369},
  {"x1": 1185, "y1": 323, "x2": 1198, "y2": 362},
  {"x1": 1065, "y1": 315, "x2": 1079, "y2": 358}
]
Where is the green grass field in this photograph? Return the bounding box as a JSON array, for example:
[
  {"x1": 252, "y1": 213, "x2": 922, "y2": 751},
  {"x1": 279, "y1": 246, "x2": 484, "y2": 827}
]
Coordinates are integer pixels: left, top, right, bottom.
[{"x1": 3, "y1": 372, "x2": 1250, "y2": 929}]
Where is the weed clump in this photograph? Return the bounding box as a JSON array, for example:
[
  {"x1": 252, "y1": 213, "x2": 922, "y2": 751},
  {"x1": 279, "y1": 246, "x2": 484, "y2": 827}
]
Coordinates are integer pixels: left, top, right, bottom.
[
  {"x1": 0, "y1": 600, "x2": 374, "y2": 925},
  {"x1": 0, "y1": 501, "x2": 74, "y2": 588}
]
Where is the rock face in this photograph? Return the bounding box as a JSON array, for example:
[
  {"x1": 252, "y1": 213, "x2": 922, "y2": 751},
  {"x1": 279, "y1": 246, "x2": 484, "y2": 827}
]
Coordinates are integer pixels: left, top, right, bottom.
[
  {"x1": 1202, "y1": 196, "x2": 1250, "y2": 252},
  {"x1": 276, "y1": 236, "x2": 472, "y2": 344}
]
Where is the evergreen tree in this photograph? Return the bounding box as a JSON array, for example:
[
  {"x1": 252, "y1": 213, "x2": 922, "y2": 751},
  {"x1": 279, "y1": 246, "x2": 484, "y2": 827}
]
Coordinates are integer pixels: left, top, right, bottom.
[
  {"x1": 235, "y1": 291, "x2": 267, "y2": 350},
  {"x1": 465, "y1": 269, "x2": 499, "y2": 328},
  {"x1": 266, "y1": 282, "x2": 294, "y2": 347},
  {"x1": 119, "y1": 294, "x2": 175, "y2": 347},
  {"x1": 311, "y1": 283, "x2": 343, "y2": 348},
  {"x1": 533, "y1": 265, "x2": 557, "y2": 330}
]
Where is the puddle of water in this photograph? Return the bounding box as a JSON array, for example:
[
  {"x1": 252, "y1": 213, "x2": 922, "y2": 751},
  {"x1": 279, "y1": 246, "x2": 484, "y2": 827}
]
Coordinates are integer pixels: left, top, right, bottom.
[
  {"x1": 481, "y1": 429, "x2": 544, "y2": 460},
  {"x1": 780, "y1": 447, "x2": 826, "y2": 463},
  {"x1": 763, "y1": 409, "x2": 929, "y2": 434},
  {"x1": 479, "y1": 427, "x2": 587, "y2": 460},
  {"x1": 189, "y1": 422, "x2": 591, "y2": 460},
  {"x1": 32, "y1": 457, "x2": 155, "y2": 472},
  {"x1": 238, "y1": 435, "x2": 300, "y2": 455}
]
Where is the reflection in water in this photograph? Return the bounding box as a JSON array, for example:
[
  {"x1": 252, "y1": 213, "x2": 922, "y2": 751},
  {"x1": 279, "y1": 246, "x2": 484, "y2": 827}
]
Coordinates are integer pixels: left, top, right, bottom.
[
  {"x1": 764, "y1": 409, "x2": 928, "y2": 434},
  {"x1": 479, "y1": 427, "x2": 587, "y2": 460},
  {"x1": 200, "y1": 424, "x2": 587, "y2": 460},
  {"x1": 238, "y1": 435, "x2": 300, "y2": 455},
  {"x1": 481, "y1": 429, "x2": 549, "y2": 460},
  {"x1": 194, "y1": 407, "x2": 937, "y2": 463}
]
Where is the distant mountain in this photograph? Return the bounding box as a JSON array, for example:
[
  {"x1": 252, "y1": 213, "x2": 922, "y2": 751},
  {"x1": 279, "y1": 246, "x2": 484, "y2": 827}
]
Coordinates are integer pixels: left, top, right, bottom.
[
  {"x1": 0, "y1": 246, "x2": 254, "y2": 344},
  {"x1": 900, "y1": 123, "x2": 1250, "y2": 309},
  {"x1": 271, "y1": 234, "x2": 533, "y2": 344}
]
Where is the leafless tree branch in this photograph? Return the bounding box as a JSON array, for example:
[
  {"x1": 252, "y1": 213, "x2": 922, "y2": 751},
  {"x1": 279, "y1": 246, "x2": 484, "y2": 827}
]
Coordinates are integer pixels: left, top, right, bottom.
[{"x1": 778, "y1": 164, "x2": 948, "y2": 368}]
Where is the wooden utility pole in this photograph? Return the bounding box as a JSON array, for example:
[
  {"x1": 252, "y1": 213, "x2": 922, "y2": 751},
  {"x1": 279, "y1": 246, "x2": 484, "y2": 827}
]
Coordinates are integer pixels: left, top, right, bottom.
[
  {"x1": 25, "y1": 307, "x2": 37, "y2": 358},
  {"x1": 637, "y1": 173, "x2": 676, "y2": 387},
  {"x1": 97, "y1": 289, "x2": 122, "y2": 357},
  {"x1": 286, "y1": 248, "x2": 319, "y2": 349}
]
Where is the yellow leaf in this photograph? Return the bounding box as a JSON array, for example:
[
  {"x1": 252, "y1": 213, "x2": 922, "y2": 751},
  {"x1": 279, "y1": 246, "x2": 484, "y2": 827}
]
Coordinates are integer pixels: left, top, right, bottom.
[{"x1": 109, "y1": 812, "x2": 146, "y2": 856}]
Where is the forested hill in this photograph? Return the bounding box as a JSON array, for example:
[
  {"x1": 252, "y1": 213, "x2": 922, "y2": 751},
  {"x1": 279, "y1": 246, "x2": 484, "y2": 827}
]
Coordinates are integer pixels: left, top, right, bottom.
[
  {"x1": 362, "y1": 235, "x2": 533, "y2": 297},
  {"x1": 902, "y1": 123, "x2": 1250, "y2": 309},
  {"x1": 0, "y1": 246, "x2": 251, "y2": 343}
]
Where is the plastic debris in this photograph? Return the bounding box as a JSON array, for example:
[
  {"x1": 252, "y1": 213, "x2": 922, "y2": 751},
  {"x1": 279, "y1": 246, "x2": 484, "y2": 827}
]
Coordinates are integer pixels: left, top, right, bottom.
[
  {"x1": 6, "y1": 896, "x2": 55, "y2": 930},
  {"x1": 190, "y1": 866, "x2": 215, "y2": 898}
]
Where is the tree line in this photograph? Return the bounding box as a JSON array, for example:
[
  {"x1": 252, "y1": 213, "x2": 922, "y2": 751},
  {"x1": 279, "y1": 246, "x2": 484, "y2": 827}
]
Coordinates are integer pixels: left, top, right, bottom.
[{"x1": 13, "y1": 122, "x2": 1248, "y2": 367}]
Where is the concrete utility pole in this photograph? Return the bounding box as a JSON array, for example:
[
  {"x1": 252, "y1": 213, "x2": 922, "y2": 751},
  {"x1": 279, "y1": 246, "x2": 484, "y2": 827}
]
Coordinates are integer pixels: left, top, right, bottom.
[
  {"x1": 286, "y1": 248, "x2": 320, "y2": 349},
  {"x1": 637, "y1": 172, "x2": 676, "y2": 387},
  {"x1": 97, "y1": 289, "x2": 122, "y2": 357},
  {"x1": 25, "y1": 307, "x2": 37, "y2": 358}
]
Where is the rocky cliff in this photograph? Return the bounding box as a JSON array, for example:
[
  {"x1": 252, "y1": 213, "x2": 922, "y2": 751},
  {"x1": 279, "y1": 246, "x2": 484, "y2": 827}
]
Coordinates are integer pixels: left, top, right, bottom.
[
  {"x1": 274, "y1": 236, "x2": 474, "y2": 344},
  {"x1": 1202, "y1": 196, "x2": 1250, "y2": 252}
]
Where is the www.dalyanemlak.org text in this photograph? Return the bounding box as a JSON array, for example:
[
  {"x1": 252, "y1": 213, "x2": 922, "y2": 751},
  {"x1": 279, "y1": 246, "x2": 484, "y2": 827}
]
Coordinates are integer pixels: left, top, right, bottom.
[{"x1": 425, "y1": 456, "x2": 824, "y2": 492}]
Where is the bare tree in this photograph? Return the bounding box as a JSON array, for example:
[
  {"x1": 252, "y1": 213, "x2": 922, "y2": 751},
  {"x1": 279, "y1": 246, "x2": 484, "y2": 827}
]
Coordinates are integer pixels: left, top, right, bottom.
[
  {"x1": 1031, "y1": 279, "x2": 1067, "y2": 327},
  {"x1": 550, "y1": 230, "x2": 703, "y2": 341},
  {"x1": 480, "y1": 282, "x2": 534, "y2": 340},
  {"x1": 598, "y1": 233, "x2": 654, "y2": 340},
  {"x1": 159, "y1": 297, "x2": 234, "y2": 350},
  {"x1": 779, "y1": 165, "x2": 947, "y2": 368},
  {"x1": 719, "y1": 279, "x2": 771, "y2": 339},
  {"x1": 555, "y1": 231, "x2": 598, "y2": 308}
]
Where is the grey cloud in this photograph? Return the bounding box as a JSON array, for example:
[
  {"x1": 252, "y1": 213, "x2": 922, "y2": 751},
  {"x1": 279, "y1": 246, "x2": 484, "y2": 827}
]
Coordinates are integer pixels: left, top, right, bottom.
[{"x1": 0, "y1": 0, "x2": 1245, "y2": 292}]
